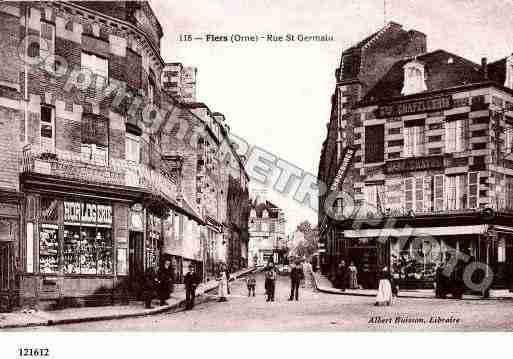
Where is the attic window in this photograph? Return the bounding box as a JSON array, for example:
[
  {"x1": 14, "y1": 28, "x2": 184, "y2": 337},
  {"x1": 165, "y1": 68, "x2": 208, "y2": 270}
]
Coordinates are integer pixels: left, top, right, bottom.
[
  {"x1": 401, "y1": 60, "x2": 427, "y2": 96},
  {"x1": 505, "y1": 55, "x2": 513, "y2": 90}
]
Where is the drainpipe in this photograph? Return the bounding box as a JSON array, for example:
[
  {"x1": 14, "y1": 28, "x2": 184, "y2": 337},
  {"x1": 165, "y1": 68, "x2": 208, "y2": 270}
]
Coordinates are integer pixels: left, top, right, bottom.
[{"x1": 24, "y1": 4, "x2": 29, "y2": 145}]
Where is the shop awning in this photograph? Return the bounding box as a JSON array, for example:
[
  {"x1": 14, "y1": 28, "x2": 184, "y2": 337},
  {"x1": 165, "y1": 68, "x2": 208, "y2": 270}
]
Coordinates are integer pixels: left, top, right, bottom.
[{"x1": 343, "y1": 225, "x2": 489, "y2": 238}]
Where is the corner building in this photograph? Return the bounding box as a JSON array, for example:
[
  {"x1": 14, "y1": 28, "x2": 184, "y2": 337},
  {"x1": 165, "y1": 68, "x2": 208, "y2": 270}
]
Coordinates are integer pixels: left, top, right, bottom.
[
  {"x1": 318, "y1": 22, "x2": 513, "y2": 290},
  {"x1": 0, "y1": 1, "x2": 249, "y2": 311}
]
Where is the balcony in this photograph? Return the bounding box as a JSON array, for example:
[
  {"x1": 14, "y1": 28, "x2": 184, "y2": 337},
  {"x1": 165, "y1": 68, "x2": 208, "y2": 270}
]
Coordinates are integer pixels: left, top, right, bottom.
[{"x1": 21, "y1": 145, "x2": 178, "y2": 204}]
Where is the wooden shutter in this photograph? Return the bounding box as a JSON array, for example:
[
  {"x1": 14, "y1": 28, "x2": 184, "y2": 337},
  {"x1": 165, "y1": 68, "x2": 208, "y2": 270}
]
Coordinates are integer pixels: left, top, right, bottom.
[
  {"x1": 468, "y1": 172, "x2": 479, "y2": 209},
  {"x1": 434, "y1": 175, "x2": 444, "y2": 211}
]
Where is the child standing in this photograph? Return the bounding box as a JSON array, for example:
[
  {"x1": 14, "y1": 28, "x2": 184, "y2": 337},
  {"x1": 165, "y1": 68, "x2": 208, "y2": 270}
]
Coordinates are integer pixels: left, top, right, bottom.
[{"x1": 246, "y1": 273, "x2": 256, "y2": 297}]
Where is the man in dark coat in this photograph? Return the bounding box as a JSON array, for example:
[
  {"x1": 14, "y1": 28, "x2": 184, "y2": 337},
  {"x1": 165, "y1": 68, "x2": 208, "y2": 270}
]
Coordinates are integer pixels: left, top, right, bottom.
[
  {"x1": 142, "y1": 267, "x2": 157, "y2": 309},
  {"x1": 184, "y1": 264, "x2": 200, "y2": 310},
  {"x1": 335, "y1": 260, "x2": 348, "y2": 291},
  {"x1": 157, "y1": 259, "x2": 173, "y2": 306},
  {"x1": 289, "y1": 260, "x2": 304, "y2": 301},
  {"x1": 264, "y1": 262, "x2": 277, "y2": 302}
]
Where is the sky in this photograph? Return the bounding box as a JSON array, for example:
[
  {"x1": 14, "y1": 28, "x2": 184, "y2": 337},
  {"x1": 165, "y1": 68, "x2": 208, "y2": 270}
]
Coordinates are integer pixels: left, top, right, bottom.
[{"x1": 150, "y1": 0, "x2": 513, "y2": 234}]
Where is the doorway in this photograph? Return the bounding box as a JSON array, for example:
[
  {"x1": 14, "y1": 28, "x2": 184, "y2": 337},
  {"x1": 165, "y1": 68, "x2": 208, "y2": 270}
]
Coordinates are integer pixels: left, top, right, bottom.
[
  {"x1": 128, "y1": 231, "x2": 144, "y2": 297},
  {"x1": 0, "y1": 242, "x2": 15, "y2": 312}
]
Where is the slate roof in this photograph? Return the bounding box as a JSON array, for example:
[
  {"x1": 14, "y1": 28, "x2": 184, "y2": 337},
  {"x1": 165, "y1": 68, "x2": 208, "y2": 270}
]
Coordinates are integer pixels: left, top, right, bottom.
[
  {"x1": 362, "y1": 50, "x2": 485, "y2": 103},
  {"x1": 251, "y1": 200, "x2": 280, "y2": 219}
]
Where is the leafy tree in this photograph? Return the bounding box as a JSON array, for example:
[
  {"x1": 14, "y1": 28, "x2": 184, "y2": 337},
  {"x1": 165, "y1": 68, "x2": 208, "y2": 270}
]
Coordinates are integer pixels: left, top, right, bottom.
[{"x1": 292, "y1": 220, "x2": 319, "y2": 259}]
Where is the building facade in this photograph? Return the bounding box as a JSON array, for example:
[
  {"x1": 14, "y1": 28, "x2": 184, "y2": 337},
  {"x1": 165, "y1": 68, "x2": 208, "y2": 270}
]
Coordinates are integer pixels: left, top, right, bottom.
[
  {"x1": 319, "y1": 22, "x2": 513, "y2": 290},
  {"x1": 0, "y1": 1, "x2": 248, "y2": 311},
  {"x1": 248, "y1": 199, "x2": 286, "y2": 267},
  {"x1": 161, "y1": 63, "x2": 197, "y2": 103}
]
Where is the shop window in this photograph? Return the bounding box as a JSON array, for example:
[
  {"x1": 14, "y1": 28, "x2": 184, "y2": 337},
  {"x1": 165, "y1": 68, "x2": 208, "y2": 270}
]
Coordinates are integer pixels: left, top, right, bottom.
[
  {"x1": 126, "y1": 133, "x2": 141, "y2": 163},
  {"x1": 57, "y1": 201, "x2": 113, "y2": 275},
  {"x1": 40, "y1": 105, "x2": 55, "y2": 150},
  {"x1": 445, "y1": 119, "x2": 468, "y2": 153},
  {"x1": 39, "y1": 224, "x2": 59, "y2": 274},
  {"x1": 498, "y1": 237, "x2": 506, "y2": 263}
]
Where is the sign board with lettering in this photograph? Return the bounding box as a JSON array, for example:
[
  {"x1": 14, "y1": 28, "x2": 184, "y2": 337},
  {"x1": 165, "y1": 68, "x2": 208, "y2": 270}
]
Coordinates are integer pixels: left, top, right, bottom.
[
  {"x1": 330, "y1": 146, "x2": 356, "y2": 191},
  {"x1": 385, "y1": 156, "x2": 443, "y2": 175},
  {"x1": 377, "y1": 96, "x2": 452, "y2": 118},
  {"x1": 64, "y1": 201, "x2": 112, "y2": 225}
]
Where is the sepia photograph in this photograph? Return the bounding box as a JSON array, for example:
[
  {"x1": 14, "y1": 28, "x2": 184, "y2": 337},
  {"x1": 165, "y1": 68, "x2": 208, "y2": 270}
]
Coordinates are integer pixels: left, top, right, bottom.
[{"x1": 1, "y1": 0, "x2": 513, "y2": 356}]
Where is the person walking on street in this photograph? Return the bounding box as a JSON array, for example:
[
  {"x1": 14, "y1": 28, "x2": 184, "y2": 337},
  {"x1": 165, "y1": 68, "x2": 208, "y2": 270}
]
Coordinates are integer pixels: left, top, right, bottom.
[
  {"x1": 224, "y1": 265, "x2": 231, "y2": 295},
  {"x1": 184, "y1": 264, "x2": 200, "y2": 310},
  {"x1": 246, "y1": 273, "x2": 256, "y2": 297},
  {"x1": 217, "y1": 263, "x2": 229, "y2": 302},
  {"x1": 264, "y1": 262, "x2": 277, "y2": 302},
  {"x1": 156, "y1": 259, "x2": 174, "y2": 306},
  {"x1": 289, "y1": 260, "x2": 304, "y2": 301},
  {"x1": 375, "y1": 267, "x2": 393, "y2": 306}
]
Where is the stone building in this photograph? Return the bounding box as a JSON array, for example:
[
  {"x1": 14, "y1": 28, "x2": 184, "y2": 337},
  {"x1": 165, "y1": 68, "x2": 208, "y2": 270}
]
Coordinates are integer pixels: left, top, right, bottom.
[
  {"x1": 318, "y1": 21, "x2": 513, "y2": 290},
  {"x1": 161, "y1": 62, "x2": 197, "y2": 103},
  {"x1": 248, "y1": 198, "x2": 286, "y2": 267},
  {"x1": 0, "y1": 1, "x2": 248, "y2": 311}
]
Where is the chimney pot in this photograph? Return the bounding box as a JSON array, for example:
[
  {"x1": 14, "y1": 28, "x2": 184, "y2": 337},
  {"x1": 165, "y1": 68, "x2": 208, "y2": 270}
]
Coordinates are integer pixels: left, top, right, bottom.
[{"x1": 482, "y1": 57, "x2": 488, "y2": 80}]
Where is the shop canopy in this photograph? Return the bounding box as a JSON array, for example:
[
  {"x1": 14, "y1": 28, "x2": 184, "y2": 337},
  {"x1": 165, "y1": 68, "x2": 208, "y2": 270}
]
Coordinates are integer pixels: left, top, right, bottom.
[{"x1": 343, "y1": 225, "x2": 489, "y2": 238}]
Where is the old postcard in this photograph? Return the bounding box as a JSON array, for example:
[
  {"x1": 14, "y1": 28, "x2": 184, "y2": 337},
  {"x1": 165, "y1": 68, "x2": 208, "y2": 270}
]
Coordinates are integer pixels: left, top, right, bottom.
[{"x1": 1, "y1": 0, "x2": 513, "y2": 355}]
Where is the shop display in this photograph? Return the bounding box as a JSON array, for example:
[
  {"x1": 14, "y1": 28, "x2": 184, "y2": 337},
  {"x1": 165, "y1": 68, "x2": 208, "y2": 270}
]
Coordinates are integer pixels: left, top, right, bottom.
[
  {"x1": 63, "y1": 227, "x2": 81, "y2": 274},
  {"x1": 39, "y1": 226, "x2": 59, "y2": 274}
]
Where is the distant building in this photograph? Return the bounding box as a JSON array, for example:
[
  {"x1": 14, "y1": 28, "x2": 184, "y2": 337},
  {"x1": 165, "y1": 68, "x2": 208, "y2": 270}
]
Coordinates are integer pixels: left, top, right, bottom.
[
  {"x1": 248, "y1": 197, "x2": 286, "y2": 266},
  {"x1": 162, "y1": 63, "x2": 197, "y2": 103}
]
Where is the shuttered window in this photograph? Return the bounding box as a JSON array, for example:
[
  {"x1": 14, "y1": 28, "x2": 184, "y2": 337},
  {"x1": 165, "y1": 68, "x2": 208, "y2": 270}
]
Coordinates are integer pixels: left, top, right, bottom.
[
  {"x1": 434, "y1": 175, "x2": 444, "y2": 211},
  {"x1": 468, "y1": 172, "x2": 479, "y2": 209}
]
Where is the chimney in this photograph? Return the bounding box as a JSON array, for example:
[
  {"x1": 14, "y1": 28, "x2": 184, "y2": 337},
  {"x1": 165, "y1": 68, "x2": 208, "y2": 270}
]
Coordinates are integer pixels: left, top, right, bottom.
[{"x1": 481, "y1": 57, "x2": 488, "y2": 80}]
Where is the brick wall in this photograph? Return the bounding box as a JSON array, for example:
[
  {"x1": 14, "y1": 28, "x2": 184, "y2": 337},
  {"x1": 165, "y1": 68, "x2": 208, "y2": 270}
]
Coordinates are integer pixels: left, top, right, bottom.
[{"x1": 0, "y1": 105, "x2": 22, "y2": 191}]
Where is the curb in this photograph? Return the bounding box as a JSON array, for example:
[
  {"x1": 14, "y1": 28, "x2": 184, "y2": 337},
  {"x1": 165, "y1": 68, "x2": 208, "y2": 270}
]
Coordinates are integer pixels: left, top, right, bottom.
[
  {"x1": 1, "y1": 267, "x2": 255, "y2": 329},
  {"x1": 311, "y1": 271, "x2": 513, "y2": 301}
]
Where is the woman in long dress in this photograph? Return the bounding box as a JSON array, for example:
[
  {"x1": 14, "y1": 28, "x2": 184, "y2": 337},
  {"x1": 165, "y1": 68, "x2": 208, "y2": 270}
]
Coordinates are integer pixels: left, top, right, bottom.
[
  {"x1": 348, "y1": 262, "x2": 358, "y2": 289},
  {"x1": 217, "y1": 264, "x2": 229, "y2": 302},
  {"x1": 375, "y1": 267, "x2": 393, "y2": 306}
]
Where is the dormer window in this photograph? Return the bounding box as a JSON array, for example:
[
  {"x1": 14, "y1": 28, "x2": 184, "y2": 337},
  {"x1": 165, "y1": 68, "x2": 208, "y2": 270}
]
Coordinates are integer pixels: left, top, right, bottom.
[
  {"x1": 504, "y1": 55, "x2": 513, "y2": 89},
  {"x1": 401, "y1": 60, "x2": 427, "y2": 95}
]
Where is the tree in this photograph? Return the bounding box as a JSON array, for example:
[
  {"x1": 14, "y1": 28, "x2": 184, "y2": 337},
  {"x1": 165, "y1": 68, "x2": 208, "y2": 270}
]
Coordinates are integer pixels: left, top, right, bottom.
[{"x1": 292, "y1": 220, "x2": 319, "y2": 259}]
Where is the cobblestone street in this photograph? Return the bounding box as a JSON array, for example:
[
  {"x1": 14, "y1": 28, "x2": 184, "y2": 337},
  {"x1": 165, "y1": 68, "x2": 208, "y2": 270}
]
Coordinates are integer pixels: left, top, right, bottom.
[{"x1": 10, "y1": 272, "x2": 513, "y2": 331}]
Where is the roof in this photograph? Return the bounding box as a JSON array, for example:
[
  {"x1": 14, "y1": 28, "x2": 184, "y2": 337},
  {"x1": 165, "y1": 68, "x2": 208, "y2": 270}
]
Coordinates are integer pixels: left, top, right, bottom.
[
  {"x1": 488, "y1": 57, "x2": 508, "y2": 86},
  {"x1": 362, "y1": 50, "x2": 484, "y2": 102},
  {"x1": 344, "y1": 22, "x2": 405, "y2": 54},
  {"x1": 251, "y1": 200, "x2": 280, "y2": 219}
]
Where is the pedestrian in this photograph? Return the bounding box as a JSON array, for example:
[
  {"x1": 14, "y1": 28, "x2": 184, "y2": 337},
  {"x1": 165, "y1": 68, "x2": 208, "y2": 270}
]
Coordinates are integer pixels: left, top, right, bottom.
[
  {"x1": 156, "y1": 259, "x2": 173, "y2": 306},
  {"x1": 375, "y1": 266, "x2": 393, "y2": 306},
  {"x1": 217, "y1": 263, "x2": 229, "y2": 302},
  {"x1": 289, "y1": 260, "x2": 304, "y2": 301},
  {"x1": 184, "y1": 264, "x2": 200, "y2": 310},
  {"x1": 335, "y1": 260, "x2": 348, "y2": 291},
  {"x1": 246, "y1": 272, "x2": 256, "y2": 297},
  {"x1": 224, "y1": 265, "x2": 231, "y2": 295},
  {"x1": 348, "y1": 261, "x2": 358, "y2": 289},
  {"x1": 264, "y1": 262, "x2": 277, "y2": 302},
  {"x1": 142, "y1": 267, "x2": 157, "y2": 309}
]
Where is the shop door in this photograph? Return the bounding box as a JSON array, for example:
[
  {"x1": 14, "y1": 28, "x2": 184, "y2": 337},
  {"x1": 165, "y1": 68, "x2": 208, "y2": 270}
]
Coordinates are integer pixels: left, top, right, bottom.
[
  {"x1": 129, "y1": 232, "x2": 144, "y2": 287},
  {"x1": 0, "y1": 242, "x2": 15, "y2": 310}
]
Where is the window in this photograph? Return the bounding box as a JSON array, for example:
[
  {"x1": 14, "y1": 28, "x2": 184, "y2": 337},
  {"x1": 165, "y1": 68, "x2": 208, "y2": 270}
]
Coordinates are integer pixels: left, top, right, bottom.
[
  {"x1": 505, "y1": 55, "x2": 513, "y2": 90},
  {"x1": 506, "y1": 176, "x2": 513, "y2": 210},
  {"x1": 81, "y1": 114, "x2": 109, "y2": 165},
  {"x1": 81, "y1": 144, "x2": 108, "y2": 165},
  {"x1": 446, "y1": 175, "x2": 467, "y2": 211},
  {"x1": 445, "y1": 119, "x2": 468, "y2": 153},
  {"x1": 404, "y1": 125, "x2": 425, "y2": 157},
  {"x1": 404, "y1": 177, "x2": 432, "y2": 212},
  {"x1": 363, "y1": 184, "x2": 384, "y2": 215},
  {"x1": 40, "y1": 21, "x2": 55, "y2": 67},
  {"x1": 505, "y1": 125, "x2": 513, "y2": 154},
  {"x1": 40, "y1": 105, "x2": 55, "y2": 150},
  {"x1": 468, "y1": 172, "x2": 479, "y2": 209},
  {"x1": 434, "y1": 175, "x2": 445, "y2": 211},
  {"x1": 401, "y1": 61, "x2": 427, "y2": 95},
  {"x1": 126, "y1": 133, "x2": 141, "y2": 163},
  {"x1": 365, "y1": 124, "x2": 385, "y2": 163},
  {"x1": 81, "y1": 52, "x2": 109, "y2": 83},
  {"x1": 498, "y1": 237, "x2": 506, "y2": 263},
  {"x1": 148, "y1": 78, "x2": 155, "y2": 105}
]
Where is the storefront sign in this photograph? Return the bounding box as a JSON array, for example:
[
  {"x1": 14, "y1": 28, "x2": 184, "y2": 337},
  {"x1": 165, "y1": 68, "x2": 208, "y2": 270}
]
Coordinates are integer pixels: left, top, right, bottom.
[
  {"x1": 64, "y1": 202, "x2": 112, "y2": 225},
  {"x1": 330, "y1": 147, "x2": 356, "y2": 191},
  {"x1": 377, "y1": 96, "x2": 452, "y2": 118},
  {"x1": 385, "y1": 156, "x2": 443, "y2": 174}
]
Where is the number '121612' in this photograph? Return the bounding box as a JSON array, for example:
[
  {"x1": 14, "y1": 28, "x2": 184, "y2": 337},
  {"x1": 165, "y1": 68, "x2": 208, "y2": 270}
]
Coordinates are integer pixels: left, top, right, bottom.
[{"x1": 18, "y1": 348, "x2": 50, "y2": 357}]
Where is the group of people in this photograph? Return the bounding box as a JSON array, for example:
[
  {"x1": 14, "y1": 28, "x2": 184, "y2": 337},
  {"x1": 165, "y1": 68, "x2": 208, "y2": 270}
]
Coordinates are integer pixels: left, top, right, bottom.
[
  {"x1": 244, "y1": 260, "x2": 306, "y2": 302},
  {"x1": 333, "y1": 260, "x2": 359, "y2": 290},
  {"x1": 142, "y1": 259, "x2": 201, "y2": 311}
]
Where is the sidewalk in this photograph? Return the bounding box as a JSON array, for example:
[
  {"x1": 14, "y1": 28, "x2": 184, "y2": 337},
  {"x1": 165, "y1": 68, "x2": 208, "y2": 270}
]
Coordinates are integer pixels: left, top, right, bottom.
[
  {"x1": 311, "y1": 271, "x2": 513, "y2": 300},
  {"x1": 0, "y1": 267, "x2": 255, "y2": 329}
]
